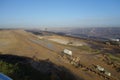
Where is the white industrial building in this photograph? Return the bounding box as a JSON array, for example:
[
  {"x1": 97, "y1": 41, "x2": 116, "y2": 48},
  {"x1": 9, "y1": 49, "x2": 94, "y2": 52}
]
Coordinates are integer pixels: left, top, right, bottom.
[
  {"x1": 63, "y1": 49, "x2": 72, "y2": 56},
  {"x1": 96, "y1": 65, "x2": 104, "y2": 71},
  {"x1": 96, "y1": 65, "x2": 111, "y2": 76},
  {"x1": 110, "y1": 38, "x2": 119, "y2": 42}
]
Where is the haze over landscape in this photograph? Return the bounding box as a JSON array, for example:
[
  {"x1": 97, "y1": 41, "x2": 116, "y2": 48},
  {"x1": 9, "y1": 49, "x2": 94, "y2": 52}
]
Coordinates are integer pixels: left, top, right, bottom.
[
  {"x1": 0, "y1": 0, "x2": 120, "y2": 80},
  {"x1": 0, "y1": 0, "x2": 120, "y2": 28}
]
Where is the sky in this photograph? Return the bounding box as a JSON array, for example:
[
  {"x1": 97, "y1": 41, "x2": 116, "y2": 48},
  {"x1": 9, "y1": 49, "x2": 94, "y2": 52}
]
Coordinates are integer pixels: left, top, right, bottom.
[{"x1": 0, "y1": 0, "x2": 120, "y2": 28}]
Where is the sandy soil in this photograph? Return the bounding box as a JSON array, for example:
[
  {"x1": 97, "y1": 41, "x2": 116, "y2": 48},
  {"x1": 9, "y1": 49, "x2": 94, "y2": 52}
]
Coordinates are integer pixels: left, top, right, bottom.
[
  {"x1": 0, "y1": 30, "x2": 119, "y2": 80},
  {"x1": 40, "y1": 35, "x2": 87, "y2": 46}
]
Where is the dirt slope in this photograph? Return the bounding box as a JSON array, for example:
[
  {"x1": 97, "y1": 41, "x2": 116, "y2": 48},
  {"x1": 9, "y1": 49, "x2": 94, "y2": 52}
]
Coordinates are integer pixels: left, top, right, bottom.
[{"x1": 0, "y1": 30, "x2": 119, "y2": 80}]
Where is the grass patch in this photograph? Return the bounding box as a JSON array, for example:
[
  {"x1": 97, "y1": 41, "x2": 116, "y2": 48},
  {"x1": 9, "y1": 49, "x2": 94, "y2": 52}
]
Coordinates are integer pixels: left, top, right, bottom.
[
  {"x1": 77, "y1": 45, "x2": 92, "y2": 52},
  {"x1": 91, "y1": 49, "x2": 101, "y2": 54},
  {"x1": 107, "y1": 54, "x2": 120, "y2": 62},
  {"x1": 0, "y1": 60, "x2": 50, "y2": 80}
]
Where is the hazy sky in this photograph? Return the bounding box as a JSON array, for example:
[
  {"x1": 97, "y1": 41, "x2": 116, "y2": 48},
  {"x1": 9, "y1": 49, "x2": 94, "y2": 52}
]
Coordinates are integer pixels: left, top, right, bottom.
[{"x1": 0, "y1": 0, "x2": 120, "y2": 28}]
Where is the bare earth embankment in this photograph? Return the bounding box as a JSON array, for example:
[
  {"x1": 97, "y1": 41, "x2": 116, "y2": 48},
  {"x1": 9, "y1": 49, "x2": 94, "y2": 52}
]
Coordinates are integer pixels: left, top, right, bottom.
[{"x1": 0, "y1": 29, "x2": 120, "y2": 80}]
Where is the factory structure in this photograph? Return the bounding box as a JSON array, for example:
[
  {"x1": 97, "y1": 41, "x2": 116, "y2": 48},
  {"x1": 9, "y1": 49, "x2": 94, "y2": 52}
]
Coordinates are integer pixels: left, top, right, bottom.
[{"x1": 63, "y1": 49, "x2": 72, "y2": 56}]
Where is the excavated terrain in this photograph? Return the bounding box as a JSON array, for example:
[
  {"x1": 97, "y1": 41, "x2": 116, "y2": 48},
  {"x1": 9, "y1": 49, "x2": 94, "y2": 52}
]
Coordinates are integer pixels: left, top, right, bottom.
[{"x1": 0, "y1": 29, "x2": 120, "y2": 80}]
